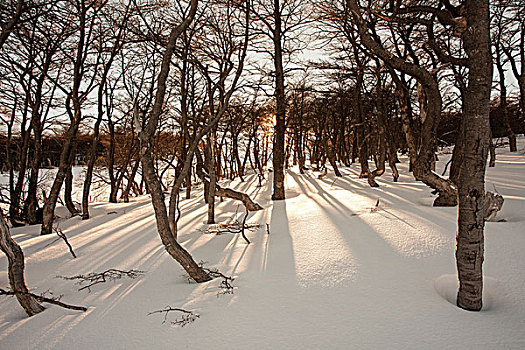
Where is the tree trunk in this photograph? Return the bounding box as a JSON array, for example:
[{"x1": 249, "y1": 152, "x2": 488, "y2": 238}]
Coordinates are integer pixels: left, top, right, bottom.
[
  {"x1": 495, "y1": 49, "x2": 517, "y2": 152},
  {"x1": 271, "y1": 0, "x2": 286, "y2": 201},
  {"x1": 41, "y1": 122, "x2": 80, "y2": 235},
  {"x1": 64, "y1": 164, "x2": 78, "y2": 216},
  {"x1": 137, "y1": 0, "x2": 210, "y2": 283},
  {"x1": 25, "y1": 128, "x2": 42, "y2": 224},
  {"x1": 122, "y1": 160, "x2": 140, "y2": 203},
  {"x1": 456, "y1": 0, "x2": 492, "y2": 311},
  {"x1": 207, "y1": 131, "x2": 216, "y2": 224},
  {"x1": 0, "y1": 210, "x2": 45, "y2": 316}
]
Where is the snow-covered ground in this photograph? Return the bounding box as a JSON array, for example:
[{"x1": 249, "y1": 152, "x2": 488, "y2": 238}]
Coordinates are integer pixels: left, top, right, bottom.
[{"x1": 1, "y1": 140, "x2": 525, "y2": 349}]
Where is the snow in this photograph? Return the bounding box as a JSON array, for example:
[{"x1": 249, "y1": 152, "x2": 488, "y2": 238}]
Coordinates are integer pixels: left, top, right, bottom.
[{"x1": 1, "y1": 140, "x2": 525, "y2": 349}]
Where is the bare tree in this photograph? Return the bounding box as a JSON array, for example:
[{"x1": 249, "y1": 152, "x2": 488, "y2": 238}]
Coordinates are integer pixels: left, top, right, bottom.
[
  {"x1": 345, "y1": 0, "x2": 460, "y2": 206},
  {"x1": 251, "y1": 0, "x2": 313, "y2": 200},
  {"x1": 81, "y1": 2, "x2": 132, "y2": 219},
  {"x1": 41, "y1": 0, "x2": 104, "y2": 234}
]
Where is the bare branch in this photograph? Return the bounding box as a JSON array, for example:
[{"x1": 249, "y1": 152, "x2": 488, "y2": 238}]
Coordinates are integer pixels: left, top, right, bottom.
[
  {"x1": 148, "y1": 305, "x2": 199, "y2": 326},
  {"x1": 0, "y1": 288, "x2": 87, "y2": 312},
  {"x1": 58, "y1": 269, "x2": 144, "y2": 292}
]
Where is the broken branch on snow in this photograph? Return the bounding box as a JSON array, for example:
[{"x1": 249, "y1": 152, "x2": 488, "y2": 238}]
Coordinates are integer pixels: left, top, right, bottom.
[
  {"x1": 0, "y1": 288, "x2": 87, "y2": 312},
  {"x1": 195, "y1": 163, "x2": 263, "y2": 212},
  {"x1": 148, "y1": 306, "x2": 199, "y2": 326},
  {"x1": 58, "y1": 269, "x2": 144, "y2": 292}
]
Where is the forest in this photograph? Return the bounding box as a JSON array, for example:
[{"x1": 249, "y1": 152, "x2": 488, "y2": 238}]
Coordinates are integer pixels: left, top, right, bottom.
[{"x1": 1, "y1": 0, "x2": 524, "y2": 349}]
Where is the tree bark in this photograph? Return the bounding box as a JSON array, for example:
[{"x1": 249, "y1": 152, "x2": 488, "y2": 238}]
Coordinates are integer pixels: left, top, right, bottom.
[
  {"x1": 0, "y1": 209, "x2": 45, "y2": 316},
  {"x1": 271, "y1": 0, "x2": 286, "y2": 201},
  {"x1": 456, "y1": 0, "x2": 492, "y2": 311}
]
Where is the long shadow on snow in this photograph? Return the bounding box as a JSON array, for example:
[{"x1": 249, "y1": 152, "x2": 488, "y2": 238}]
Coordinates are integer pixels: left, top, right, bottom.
[{"x1": 287, "y1": 171, "x2": 429, "y2": 282}]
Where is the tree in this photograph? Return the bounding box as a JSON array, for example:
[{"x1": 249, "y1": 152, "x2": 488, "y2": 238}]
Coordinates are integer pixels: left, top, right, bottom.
[
  {"x1": 251, "y1": 0, "x2": 313, "y2": 200},
  {"x1": 81, "y1": 1, "x2": 133, "y2": 219},
  {"x1": 345, "y1": 0, "x2": 459, "y2": 206},
  {"x1": 41, "y1": 0, "x2": 103, "y2": 234},
  {"x1": 455, "y1": 0, "x2": 492, "y2": 311},
  {"x1": 136, "y1": 0, "x2": 212, "y2": 283}
]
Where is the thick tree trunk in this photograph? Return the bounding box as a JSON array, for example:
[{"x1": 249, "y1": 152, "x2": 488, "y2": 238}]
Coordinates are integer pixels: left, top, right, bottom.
[
  {"x1": 0, "y1": 210, "x2": 45, "y2": 316},
  {"x1": 456, "y1": 0, "x2": 492, "y2": 311},
  {"x1": 326, "y1": 139, "x2": 342, "y2": 177},
  {"x1": 355, "y1": 74, "x2": 370, "y2": 178},
  {"x1": 271, "y1": 0, "x2": 286, "y2": 201}
]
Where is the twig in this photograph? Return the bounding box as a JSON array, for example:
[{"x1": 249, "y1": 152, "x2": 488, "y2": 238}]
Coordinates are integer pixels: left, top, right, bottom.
[
  {"x1": 58, "y1": 269, "x2": 144, "y2": 292},
  {"x1": 55, "y1": 228, "x2": 77, "y2": 258},
  {"x1": 199, "y1": 221, "x2": 261, "y2": 236},
  {"x1": 266, "y1": 223, "x2": 270, "y2": 234},
  {"x1": 203, "y1": 267, "x2": 235, "y2": 296},
  {"x1": 148, "y1": 306, "x2": 199, "y2": 327},
  {"x1": 0, "y1": 288, "x2": 87, "y2": 312}
]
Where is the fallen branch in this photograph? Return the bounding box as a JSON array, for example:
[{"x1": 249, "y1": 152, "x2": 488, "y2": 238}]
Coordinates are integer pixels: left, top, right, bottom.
[
  {"x1": 196, "y1": 163, "x2": 263, "y2": 211},
  {"x1": 0, "y1": 288, "x2": 87, "y2": 312},
  {"x1": 200, "y1": 207, "x2": 258, "y2": 244},
  {"x1": 55, "y1": 227, "x2": 76, "y2": 258},
  {"x1": 148, "y1": 306, "x2": 199, "y2": 326},
  {"x1": 58, "y1": 269, "x2": 144, "y2": 292},
  {"x1": 203, "y1": 267, "x2": 235, "y2": 295}
]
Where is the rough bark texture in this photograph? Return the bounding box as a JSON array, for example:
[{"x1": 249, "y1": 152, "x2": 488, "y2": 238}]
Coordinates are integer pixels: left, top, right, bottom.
[
  {"x1": 456, "y1": 0, "x2": 492, "y2": 311},
  {"x1": 0, "y1": 210, "x2": 45, "y2": 316}
]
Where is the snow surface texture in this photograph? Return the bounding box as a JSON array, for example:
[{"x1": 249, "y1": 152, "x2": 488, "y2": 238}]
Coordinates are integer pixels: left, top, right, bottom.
[{"x1": 1, "y1": 140, "x2": 525, "y2": 349}]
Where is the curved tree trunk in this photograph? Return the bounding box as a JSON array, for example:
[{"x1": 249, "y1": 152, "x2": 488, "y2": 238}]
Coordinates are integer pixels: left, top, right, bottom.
[
  {"x1": 137, "y1": 0, "x2": 210, "y2": 283},
  {"x1": 0, "y1": 210, "x2": 45, "y2": 316},
  {"x1": 64, "y1": 140, "x2": 79, "y2": 217}
]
